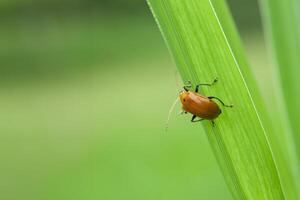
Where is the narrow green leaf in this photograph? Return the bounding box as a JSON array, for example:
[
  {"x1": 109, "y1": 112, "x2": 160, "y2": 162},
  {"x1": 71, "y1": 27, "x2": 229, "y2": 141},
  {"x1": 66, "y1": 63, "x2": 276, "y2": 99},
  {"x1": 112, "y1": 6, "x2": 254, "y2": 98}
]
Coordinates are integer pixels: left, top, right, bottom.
[
  {"x1": 259, "y1": 0, "x2": 300, "y2": 144},
  {"x1": 147, "y1": 0, "x2": 284, "y2": 199},
  {"x1": 259, "y1": 0, "x2": 300, "y2": 199}
]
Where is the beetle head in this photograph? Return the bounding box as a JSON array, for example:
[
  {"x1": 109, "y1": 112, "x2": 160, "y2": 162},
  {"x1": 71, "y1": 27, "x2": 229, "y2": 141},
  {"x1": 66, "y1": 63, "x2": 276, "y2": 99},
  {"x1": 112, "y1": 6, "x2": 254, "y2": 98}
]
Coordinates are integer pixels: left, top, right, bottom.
[{"x1": 179, "y1": 91, "x2": 189, "y2": 104}]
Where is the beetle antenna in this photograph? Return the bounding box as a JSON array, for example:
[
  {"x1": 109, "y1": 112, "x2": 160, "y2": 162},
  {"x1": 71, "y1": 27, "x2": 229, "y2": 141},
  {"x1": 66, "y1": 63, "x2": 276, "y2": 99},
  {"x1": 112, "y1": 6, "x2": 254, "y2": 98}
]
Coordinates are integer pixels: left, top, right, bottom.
[
  {"x1": 174, "y1": 70, "x2": 182, "y2": 92},
  {"x1": 165, "y1": 97, "x2": 180, "y2": 132}
]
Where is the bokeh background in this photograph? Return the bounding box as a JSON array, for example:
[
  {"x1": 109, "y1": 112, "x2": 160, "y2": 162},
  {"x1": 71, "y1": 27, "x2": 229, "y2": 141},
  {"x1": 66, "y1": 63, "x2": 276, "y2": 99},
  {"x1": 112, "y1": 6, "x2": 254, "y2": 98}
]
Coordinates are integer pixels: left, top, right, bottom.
[{"x1": 0, "y1": 1, "x2": 269, "y2": 199}]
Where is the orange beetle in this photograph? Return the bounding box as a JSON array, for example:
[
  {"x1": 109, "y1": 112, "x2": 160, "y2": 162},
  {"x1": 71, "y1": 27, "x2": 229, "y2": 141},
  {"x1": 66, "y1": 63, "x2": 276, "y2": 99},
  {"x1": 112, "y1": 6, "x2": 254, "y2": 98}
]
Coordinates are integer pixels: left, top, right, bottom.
[{"x1": 180, "y1": 78, "x2": 233, "y2": 126}]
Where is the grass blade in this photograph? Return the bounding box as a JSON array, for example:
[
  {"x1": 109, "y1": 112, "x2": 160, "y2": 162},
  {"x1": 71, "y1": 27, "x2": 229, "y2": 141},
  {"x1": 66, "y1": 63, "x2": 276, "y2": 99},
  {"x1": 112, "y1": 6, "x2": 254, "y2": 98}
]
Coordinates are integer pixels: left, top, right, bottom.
[
  {"x1": 147, "y1": 0, "x2": 285, "y2": 199},
  {"x1": 259, "y1": 0, "x2": 300, "y2": 199},
  {"x1": 259, "y1": 0, "x2": 300, "y2": 145}
]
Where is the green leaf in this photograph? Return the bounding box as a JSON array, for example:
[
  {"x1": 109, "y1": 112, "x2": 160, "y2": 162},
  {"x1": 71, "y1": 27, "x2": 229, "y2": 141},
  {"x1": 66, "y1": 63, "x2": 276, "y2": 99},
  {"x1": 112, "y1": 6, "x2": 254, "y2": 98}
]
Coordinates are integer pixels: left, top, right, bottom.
[
  {"x1": 259, "y1": 0, "x2": 300, "y2": 142},
  {"x1": 147, "y1": 0, "x2": 285, "y2": 199},
  {"x1": 259, "y1": 0, "x2": 300, "y2": 199}
]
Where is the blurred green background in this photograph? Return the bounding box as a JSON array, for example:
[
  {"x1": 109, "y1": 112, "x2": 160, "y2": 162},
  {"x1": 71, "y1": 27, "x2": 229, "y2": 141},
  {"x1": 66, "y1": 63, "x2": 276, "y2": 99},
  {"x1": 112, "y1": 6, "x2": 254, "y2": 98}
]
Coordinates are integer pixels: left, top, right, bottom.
[{"x1": 0, "y1": 1, "x2": 268, "y2": 199}]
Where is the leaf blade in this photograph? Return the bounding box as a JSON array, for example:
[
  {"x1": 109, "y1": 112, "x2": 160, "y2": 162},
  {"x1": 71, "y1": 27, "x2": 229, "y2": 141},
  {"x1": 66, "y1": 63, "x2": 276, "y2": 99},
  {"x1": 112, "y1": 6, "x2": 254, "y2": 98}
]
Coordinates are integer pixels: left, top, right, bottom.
[
  {"x1": 259, "y1": 0, "x2": 300, "y2": 199},
  {"x1": 147, "y1": 0, "x2": 285, "y2": 199}
]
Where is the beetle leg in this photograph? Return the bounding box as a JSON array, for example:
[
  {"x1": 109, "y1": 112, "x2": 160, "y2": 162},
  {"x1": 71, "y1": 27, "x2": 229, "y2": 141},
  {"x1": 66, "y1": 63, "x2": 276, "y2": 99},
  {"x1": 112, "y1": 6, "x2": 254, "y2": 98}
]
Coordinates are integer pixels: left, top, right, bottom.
[
  {"x1": 191, "y1": 115, "x2": 204, "y2": 122},
  {"x1": 195, "y1": 78, "x2": 218, "y2": 92},
  {"x1": 179, "y1": 111, "x2": 188, "y2": 115},
  {"x1": 212, "y1": 121, "x2": 215, "y2": 127},
  {"x1": 183, "y1": 81, "x2": 192, "y2": 91},
  {"x1": 208, "y1": 96, "x2": 233, "y2": 108}
]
